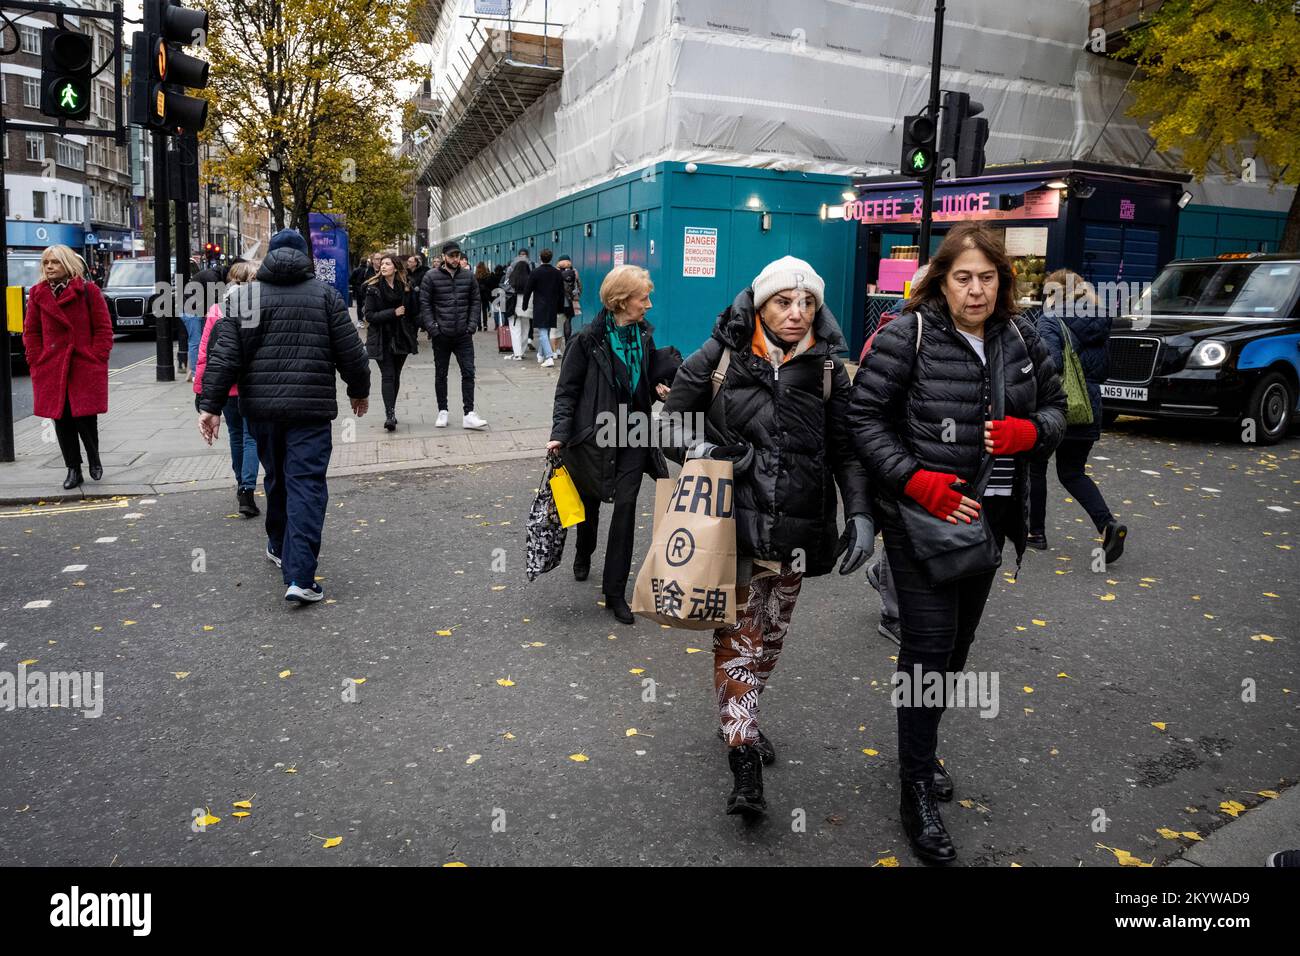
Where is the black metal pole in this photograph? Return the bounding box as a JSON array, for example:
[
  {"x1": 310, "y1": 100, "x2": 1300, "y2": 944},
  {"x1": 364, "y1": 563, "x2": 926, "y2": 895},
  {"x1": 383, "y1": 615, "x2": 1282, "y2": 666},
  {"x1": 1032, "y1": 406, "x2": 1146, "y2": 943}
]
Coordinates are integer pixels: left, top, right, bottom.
[
  {"x1": 0, "y1": 107, "x2": 14, "y2": 462},
  {"x1": 173, "y1": 136, "x2": 194, "y2": 370},
  {"x1": 918, "y1": 0, "x2": 945, "y2": 267},
  {"x1": 152, "y1": 129, "x2": 174, "y2": 382}
]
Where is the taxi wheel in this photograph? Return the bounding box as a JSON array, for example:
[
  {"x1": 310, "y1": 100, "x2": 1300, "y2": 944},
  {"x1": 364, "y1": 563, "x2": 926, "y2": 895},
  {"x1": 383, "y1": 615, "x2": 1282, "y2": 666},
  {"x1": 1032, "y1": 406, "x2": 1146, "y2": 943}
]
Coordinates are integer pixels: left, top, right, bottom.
[{"x1": 1242, "y1": 372, "x2": 1295, "y2": 445}]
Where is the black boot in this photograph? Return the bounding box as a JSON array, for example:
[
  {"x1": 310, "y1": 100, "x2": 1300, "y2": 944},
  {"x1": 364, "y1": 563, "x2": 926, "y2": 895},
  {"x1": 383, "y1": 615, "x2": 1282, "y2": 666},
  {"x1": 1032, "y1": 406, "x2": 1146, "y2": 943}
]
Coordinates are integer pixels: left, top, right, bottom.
[
  {"x1": 384, "y1": 409, "x2": 397, "y2": 431},
  {"x1": 238, "y1": 488, "x2": 260, "y2": 518},
  {"x1": 727, "y1": 745, "x2": 766, "y2": 817},
  {"x1": 573, "y1": 556, "x2": 590, "y2": 581},
  {"x1": 932, "y1": 758, "x2": 954, "y2": 802},
  {"x1": 900, "y1": 778, "x2": 956, "y2": 864},
  {"x1": 1103, "y1": 520, "x2": 1127, "y2": 564},
  {"x1": 1026, "y1": 530, "x2": 1048, "y2": 550},
  {"x1": 62, "y1": 466, "x2": 83, "y2": 490},
  {"x1": 605, "y1": 592, "x2": 634, "y2": 624},
  {"x1": 87, "y1": 452, "x2": 103, "y2": 481},
  {"x1": 716, "y1": 728, "x2": 776, "y2": 766}
]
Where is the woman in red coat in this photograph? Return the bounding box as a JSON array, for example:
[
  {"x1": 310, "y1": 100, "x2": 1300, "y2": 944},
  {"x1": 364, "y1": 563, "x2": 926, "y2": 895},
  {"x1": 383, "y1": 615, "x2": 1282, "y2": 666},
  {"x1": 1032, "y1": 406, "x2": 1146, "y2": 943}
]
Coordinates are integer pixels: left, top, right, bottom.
[{"x1": 23, "y1": 244, "x2": 114, "y2": 489}]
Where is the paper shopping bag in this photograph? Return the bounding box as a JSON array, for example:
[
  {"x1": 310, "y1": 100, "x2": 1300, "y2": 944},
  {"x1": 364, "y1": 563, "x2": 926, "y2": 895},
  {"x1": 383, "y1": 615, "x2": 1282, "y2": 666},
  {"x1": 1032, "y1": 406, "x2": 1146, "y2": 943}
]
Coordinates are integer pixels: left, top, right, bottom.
[
  {"x1": 549, "y1": 464, "x2": 586, "y2": 528},
  {"x1": 631, "y1": 457, "x2": 738, "y2": 630}
]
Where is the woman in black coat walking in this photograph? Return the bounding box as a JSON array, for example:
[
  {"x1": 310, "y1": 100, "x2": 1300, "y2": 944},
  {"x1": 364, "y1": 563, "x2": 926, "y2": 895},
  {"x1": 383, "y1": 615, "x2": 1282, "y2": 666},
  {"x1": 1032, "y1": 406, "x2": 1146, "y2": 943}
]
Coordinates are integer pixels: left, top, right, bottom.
[
  {"x1": 662, "y1": 255, "x2": 873, "y2": 819},
  {"x1": 364, "y1": 253, "x2": 420, "y2": 431},
  {"x1": 1026, "y1": 269, "x2": 1126, "y2": 562},
  {"x1": 849, "y1": 223, "x2": 1067, "y2": 865},
  {"x1": 547, "y1": 265, "x2": 672, "y2": 625}
]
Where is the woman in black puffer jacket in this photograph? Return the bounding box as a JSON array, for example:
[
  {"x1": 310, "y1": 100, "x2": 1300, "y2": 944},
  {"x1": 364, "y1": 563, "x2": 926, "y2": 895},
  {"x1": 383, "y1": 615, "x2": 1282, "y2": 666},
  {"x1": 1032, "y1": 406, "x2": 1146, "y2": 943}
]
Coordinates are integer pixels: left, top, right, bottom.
[
  {"x1": 1026, "y1": 270, "x2": 1126, "y2": 562},
  {"x1": 663, "y1": 256, "x2": 872, "y2": 821},
  {"x1": 364, "y1": 253, "x2": 420, "y2": 431},
  {"x1": 848, "y1": 223, "x2": 1066, "y2": 865}
]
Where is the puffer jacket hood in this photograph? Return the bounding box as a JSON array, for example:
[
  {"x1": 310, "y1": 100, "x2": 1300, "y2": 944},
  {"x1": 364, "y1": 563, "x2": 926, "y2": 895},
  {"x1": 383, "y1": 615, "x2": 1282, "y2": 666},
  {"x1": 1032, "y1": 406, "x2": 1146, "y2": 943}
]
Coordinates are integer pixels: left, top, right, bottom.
[{"x1": 258, "y1": 247, "x2": 315, "y2": 285}]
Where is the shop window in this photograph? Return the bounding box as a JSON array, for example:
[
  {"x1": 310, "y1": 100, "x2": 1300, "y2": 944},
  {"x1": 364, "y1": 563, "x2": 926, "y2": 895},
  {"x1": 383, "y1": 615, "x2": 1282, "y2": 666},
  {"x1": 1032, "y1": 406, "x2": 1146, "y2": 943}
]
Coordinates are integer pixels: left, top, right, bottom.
[{"x1": 33, "y1": 191, "x2": 46, "y2": 218}]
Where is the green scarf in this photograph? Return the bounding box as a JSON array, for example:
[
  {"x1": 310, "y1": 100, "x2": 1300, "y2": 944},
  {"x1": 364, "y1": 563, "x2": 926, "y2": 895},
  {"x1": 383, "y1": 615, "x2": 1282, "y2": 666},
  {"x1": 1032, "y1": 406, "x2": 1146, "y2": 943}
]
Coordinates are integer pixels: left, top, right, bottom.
[{"x1": 607, "y1": 314, "x2": 643, "y2": 394}]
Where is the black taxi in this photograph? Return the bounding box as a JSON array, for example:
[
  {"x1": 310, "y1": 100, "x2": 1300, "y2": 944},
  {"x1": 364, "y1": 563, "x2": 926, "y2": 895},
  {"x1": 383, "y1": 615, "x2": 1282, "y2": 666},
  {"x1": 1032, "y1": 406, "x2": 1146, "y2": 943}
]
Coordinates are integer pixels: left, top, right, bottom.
[{"x1": 1103, "y1": 253, "x2": 1300, "y2": 444}]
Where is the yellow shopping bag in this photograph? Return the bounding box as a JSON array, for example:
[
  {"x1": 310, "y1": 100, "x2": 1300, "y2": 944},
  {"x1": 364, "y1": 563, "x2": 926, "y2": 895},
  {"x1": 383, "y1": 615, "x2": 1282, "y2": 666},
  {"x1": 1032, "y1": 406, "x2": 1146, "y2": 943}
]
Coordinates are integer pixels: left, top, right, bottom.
[{"x1": 549, "y1": 464, "x2": 586, "y2": 528}]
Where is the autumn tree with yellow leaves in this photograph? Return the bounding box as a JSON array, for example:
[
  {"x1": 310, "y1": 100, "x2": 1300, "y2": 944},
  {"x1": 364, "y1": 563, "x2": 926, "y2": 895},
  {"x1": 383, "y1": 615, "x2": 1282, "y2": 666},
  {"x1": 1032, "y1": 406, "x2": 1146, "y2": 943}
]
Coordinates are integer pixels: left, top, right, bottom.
[
  {"x1": 201, "y1": 0, "x2": 425, "y2": 251},
  {"x1": 1123, "y1": 0, "x2": 1300, "y2": 251}
]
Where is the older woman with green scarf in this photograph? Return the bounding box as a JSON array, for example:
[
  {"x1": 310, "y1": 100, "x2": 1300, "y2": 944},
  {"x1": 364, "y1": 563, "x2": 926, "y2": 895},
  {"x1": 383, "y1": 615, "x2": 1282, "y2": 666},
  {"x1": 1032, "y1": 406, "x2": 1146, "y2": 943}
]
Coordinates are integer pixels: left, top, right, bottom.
[{"x1": 547, "y1": 265, "x2": 672, "y2": 625}]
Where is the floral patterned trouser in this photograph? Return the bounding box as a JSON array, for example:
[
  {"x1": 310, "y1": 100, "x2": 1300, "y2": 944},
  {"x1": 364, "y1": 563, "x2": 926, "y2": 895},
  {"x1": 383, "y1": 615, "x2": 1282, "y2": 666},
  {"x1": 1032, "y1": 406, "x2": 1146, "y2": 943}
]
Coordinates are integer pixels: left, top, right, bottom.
[{"x1": 713, "y1": 568, "x2": 804, "y2": 747}]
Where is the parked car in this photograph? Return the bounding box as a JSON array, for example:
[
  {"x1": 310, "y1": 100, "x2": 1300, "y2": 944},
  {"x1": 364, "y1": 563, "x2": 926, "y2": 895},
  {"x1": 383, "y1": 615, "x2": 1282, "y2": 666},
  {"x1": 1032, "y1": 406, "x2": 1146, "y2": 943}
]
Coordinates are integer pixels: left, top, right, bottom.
[
  {"x1": 5, "y1": 252, "x2": 46, "y2": 374},
  {"x1": 103, "y1": 257, "x2": 163, "y2": 336},
  {"x1": 1103, "y1": 253, "x2": 1300, "y2": 444}
]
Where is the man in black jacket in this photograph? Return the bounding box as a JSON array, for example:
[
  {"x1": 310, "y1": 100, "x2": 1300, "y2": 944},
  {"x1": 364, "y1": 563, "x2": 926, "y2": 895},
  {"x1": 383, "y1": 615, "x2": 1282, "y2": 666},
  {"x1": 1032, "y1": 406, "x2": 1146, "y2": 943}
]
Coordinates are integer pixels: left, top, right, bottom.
[
  {"x1": 349, "y1": 253, "x2": 379, "y2": 312},
  {"x1": 198, "y1": 228, "x2": 371, "y2": 605},
  {"x1": 420, "y1": 240, "x2": 487, "y2": 429},
  {"x1": 520, "y1": 247, "x2": 564, "y2": 367}
]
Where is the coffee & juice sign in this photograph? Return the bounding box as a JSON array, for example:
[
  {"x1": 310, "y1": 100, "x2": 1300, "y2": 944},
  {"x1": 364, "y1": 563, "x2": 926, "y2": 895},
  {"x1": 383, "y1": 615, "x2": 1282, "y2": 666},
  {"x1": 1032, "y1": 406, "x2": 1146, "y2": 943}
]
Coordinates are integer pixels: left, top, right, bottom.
[{"x1": 843, "y1": 186, "x2": 1059, "y2": 224}]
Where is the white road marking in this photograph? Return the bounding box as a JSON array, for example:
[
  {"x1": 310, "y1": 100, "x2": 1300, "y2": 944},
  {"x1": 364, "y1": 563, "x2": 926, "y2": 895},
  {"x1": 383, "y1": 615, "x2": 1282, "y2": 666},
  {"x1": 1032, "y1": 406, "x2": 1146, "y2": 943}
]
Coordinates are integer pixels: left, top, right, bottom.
[
  {"x1": 1140, "y1": 470, "x2": 1161, "y2": 476},
  {"x1": 24, "y1": 600, "x2": 51, "y2": 609},
  {"x1": 1201, "y1": 487, "x2": 1221, "y2": 493},
  {"x1": 62, "y1": 564, "x2": 87, "y2": 573},
  {"x1": 1267, "y1": 505, "x2": 1291, "y2": 513},
  {"x1": 123, "y1": 513, "x2": 144, "y2": 519},
  {"x1": 94, "y1": 536, "x2": 118, "y2": 543}
]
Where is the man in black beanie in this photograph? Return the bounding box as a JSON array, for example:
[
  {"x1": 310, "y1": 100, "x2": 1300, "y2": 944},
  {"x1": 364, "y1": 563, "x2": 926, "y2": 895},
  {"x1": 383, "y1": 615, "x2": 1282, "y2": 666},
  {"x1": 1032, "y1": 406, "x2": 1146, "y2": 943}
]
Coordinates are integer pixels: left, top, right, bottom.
[{"x1": 198, "y1": 227, "x2": 370, "y2": 605}]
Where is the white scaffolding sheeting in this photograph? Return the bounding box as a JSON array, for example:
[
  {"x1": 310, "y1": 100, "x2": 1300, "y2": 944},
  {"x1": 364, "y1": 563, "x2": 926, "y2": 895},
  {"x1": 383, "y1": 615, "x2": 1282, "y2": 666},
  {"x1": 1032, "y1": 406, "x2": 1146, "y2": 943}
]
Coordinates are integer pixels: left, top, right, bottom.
[{"x1": 428, "y1": 0, "x2": 1291, "y2": 240}]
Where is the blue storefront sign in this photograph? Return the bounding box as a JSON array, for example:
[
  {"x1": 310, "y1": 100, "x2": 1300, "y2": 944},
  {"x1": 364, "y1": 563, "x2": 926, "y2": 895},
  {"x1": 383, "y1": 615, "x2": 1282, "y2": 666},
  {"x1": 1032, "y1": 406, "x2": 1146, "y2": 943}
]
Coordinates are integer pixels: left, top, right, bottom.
[
  {"x1": 308, "y1": 213, "x2": 350, "y2": 302},
  {"x1": 88, "y1": 229, "x2": 135, "y2": 252},
  {"x1": 6, "y1": 220, "x2": 86, "y2": 249}
]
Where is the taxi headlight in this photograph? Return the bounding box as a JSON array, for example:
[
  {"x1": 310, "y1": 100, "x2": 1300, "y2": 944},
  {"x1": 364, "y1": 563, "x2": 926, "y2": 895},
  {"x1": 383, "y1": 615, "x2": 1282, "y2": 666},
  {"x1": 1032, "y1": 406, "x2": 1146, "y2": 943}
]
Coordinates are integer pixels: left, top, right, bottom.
[{"x1": 1188, "y1": 340, "x2": 1227, "y2": 368}]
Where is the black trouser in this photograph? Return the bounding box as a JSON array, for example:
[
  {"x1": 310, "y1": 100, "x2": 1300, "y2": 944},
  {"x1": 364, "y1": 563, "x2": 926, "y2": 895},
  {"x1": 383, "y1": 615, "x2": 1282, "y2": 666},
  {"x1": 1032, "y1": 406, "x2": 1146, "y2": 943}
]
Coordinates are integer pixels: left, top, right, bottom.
[
  {"x1": 1029, "y1": 436, "x2": 1113, "y2": 534},
  {"x1": 54, "y1": 397, "x2": 100, "y2": 469},
  {"x1": 884, "y1": 496, "x2": 1013, "y2": 782},
  {"x1": 378, "y1": 352, "x2": 408, "y2": 415},
  {"x1": 574, "y1": 448, "x2": 647, "y2": 598},
  {"x1": 432, "y1": 332, "x2": 476, "y2": 415}
]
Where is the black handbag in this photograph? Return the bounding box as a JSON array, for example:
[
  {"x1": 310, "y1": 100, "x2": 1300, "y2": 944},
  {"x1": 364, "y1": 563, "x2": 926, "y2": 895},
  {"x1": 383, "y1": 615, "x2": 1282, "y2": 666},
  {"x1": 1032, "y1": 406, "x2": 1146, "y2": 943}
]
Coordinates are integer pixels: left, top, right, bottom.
[{"x1": 897, "y1": 312, "x2": 1005, "y2": 586}]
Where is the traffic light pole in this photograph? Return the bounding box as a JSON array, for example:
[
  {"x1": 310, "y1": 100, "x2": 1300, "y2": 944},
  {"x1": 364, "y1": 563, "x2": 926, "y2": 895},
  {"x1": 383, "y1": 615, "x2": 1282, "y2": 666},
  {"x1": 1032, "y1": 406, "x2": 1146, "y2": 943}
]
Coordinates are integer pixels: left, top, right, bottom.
[
  {"x1": 917, "y1": 0, "x2": 946, "y2": 267},
  {"x1": 152, "y1": 129, "x2": 174, "y2": 383},
  {"x1": 0, "y1": 107, "x2": 14, "y2": 463}
]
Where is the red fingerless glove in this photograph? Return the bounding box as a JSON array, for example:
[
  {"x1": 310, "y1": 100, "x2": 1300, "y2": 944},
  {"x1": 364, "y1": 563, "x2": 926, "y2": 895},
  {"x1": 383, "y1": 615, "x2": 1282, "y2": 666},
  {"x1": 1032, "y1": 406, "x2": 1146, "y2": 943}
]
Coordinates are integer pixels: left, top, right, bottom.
[
  {"x1": 988, "y1": 416, "x2": 1038, "y2": 455},
  {"x1": 904, "y1": 469, "x2": 964, "y2": 520}
]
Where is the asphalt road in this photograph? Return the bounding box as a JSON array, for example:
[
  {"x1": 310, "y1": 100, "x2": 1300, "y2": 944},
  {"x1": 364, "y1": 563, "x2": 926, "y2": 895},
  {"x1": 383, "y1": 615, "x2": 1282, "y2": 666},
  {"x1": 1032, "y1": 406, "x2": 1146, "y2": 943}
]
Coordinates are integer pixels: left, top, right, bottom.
[
  {"x1": 8, "y1": 335, "x2": 159, "y2": 421},
  {"x1": 0, "y1": 425, "x2": 1295, "y2": 866}
]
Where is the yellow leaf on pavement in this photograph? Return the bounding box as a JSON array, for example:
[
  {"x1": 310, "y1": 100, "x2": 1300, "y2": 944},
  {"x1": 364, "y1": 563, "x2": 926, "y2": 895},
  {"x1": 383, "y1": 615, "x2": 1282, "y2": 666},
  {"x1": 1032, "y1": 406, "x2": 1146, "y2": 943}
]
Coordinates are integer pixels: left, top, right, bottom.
[
  {"x1": 322, "y1": 837, "x2": 342, "y2": 849},
  {"x1": 1219, "y1": 801, "x2": 1246, "y2": 817},
  {"x1": 873, "y1": 856, "x2": 899, "y2": 867},
  {"x1": 1099, "y1": 593, "x2": 1116, "y2": 602},
  {"x1": 1023, "y1": 686, "x2": 1034, "y2": 694},
  {"x1": 629, "y1": 668, "x2": 645, "y2": 675},
  {"x1": 1258, "y1": 790, "x2": 1280, "y2": 799},
  {"x1": 466, "y1": 754, "x2": 481, "y2": 765},
  {"x1": 1182, "y1": 832, "x2": 1203, "y2": 841},
  {"x1": 625, "y1": 729, "x2": 638, "y2": 737},
  {"x1": 569, "y1": 753, "x2": 589, "y2": 762},
  {"x1": 496, "y1": 677, "x2": 515, "y2": 687},
  {"x1": 196, "y1": 813, "x2": 220, "y2": 827},
  {"x1": 1057, "y1": 672, "x2": 1069, "y2": 678},
  {"x1": 1251, "y1": 634, "x2": 1276, "y2": 642},
  {"x1": 436, "y1": 629, "x2": 453, "y2": 636},
  {"x1": 1151, "y1": 722, "x2": 1166, "y2": 731},
  {"x1": 174, "y1": 672, "x2": 189, "y2": 679},
  {"x1": 279, "y1": 669, "x2": 291, "y2": 679},
  {"x1": 443, "y1": 862, "x2": 468, "y2": 867},
  {"x1": 19, "y1": 659, "x2": 38, "y2": 666},
  {"x1": 231, "y1": 811, "x2": 250, "y2": 819},
  {"x1": 685, "y1": 647, "x2": 703, "y2": 653},
  {"x1": 232, "y1": 800, "x2": 252, "y2": 809},
  {"x1": 1156, "y1": 827, "x2": 1181, "y2": 839},
  {"x1": 862, "y1": 748, "x2": 879, "y2": 756}
]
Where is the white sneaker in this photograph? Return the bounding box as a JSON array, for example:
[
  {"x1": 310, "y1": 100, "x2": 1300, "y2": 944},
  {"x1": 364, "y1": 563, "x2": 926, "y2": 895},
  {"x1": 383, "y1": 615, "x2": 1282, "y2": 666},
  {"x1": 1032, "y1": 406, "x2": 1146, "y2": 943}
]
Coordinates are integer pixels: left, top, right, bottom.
[
  {"x1": 435, "y1": 409, "x2": 449, "y2": 427},
  {"x1": 266, "y1": 546, "x2": 282, "y2": 569},
  {"x1": 511, "y1": 355, "x2": 523, "y2": 361},
  {"x1": 285, "y1": 581, "x2": 324, "y2": 603},
  {"x1": 463, "y1": 411, "x2": 488, "y2": 430},
  {"x1": 542, "y1": 357, "x2": 555, "y2": 368}
]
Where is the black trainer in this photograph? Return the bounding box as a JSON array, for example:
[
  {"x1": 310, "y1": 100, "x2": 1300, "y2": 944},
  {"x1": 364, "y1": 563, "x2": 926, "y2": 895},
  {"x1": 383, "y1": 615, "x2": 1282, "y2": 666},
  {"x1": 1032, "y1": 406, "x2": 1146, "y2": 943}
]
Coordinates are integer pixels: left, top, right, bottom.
[
  {"x1": 932, "y1": 758, "x2": 954, "y2": 802},
  {"x1": 900, "y1": 778, "x2": 957, "y2": 864},
  {"x1": 1026, "y1": 531, "x2": 1048, "y2": 550},
  {"x1": 727, "y1": 745, "x2": 766, "y2": 818},
  {"x1": 1103, "y1": 520, "x2": 1127, "y2": 564},
  {"x1": 573, "y1": 556, "x2": 590, "y2": 581},
  {"x1": 238, "y1": 488, "x2": 260, "y2": 517},
  {"x1": 1266, "y1": 849, "x2": 1300, "y2": 867}
]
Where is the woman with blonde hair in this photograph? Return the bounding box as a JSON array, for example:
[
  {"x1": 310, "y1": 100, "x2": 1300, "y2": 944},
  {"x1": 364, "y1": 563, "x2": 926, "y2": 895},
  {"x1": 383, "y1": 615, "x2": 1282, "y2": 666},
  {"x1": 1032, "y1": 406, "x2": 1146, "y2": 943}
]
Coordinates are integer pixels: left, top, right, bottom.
[
  {"x1": 1026, "y1": 269, "x2": 1125, "y2": 560},
  {"x1": 547, "y1": 265, "x2": 672, "y2": 625},
  {"x1": 194, "y1": 260, "x2": 262, "y2": 516},
  {"x1": 23, "y1": 244, "x2": 113, "y2": 490}
]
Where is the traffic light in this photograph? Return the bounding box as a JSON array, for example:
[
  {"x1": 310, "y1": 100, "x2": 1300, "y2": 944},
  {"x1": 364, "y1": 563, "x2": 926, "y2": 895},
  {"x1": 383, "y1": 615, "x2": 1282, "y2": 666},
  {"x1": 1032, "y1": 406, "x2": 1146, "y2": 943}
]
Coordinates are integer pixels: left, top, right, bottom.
[
  {"x1": 938, "y1": 92, "x2": 989, "y2": 179},
  {"x1": 130, "y1": 0, "x2": 210, "y2": 134},
  {"x1": 40, "y1": 27, "x2": 92, "y2": 120},
  {"x1": 900, "y1": 113, "x2": 936, "y2": 178}
]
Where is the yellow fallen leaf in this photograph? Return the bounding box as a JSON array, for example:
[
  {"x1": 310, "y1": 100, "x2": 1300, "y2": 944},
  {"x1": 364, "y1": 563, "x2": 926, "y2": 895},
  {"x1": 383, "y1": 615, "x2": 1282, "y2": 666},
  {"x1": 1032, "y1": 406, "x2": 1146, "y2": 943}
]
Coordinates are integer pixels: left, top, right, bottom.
[
  {"x1": 862, "y1": 748, "x2": 879, "y2": 756},
  {"x1": 1258, "y1": 790, "x2": 1280, "y2": 799},
  {"x1": 625, "y1": 729, "x2": 638, "y2": 737},
  {"x1": 569, "y1": 753, "x2": 589, "y2": 762},
  {"x1": 491, "y1": 585, "x2": 506, "y2": 591},
  {"x1": 527, "y1": 641, "x2": 546, "y2": 648},
  {"x1": 1151, "y1": 721, "x2": 1166, "y2": 731},
  {"x1": 1263, "y1": 592, "x2": 1279, "y2": 598},
  {"x1": 350, "y1": 677, "x2": 366, "y2": 684},
  {"x1": 436, "y1": 629, "x2": 453, "y2": 636},
  {"x1": 1023, "y1": 686, "x2": 1034, "y2": 694},
  {"x1": 1182, "y1": 832, "x2": 1203, "y2": 841},
  {"x1": 122, "y1": 620, "x2": 137, "y2": 626},
  {"x1": 1251, "y1": 634, "x2": 1276, "y2": 643},
  {"x1": 1014, "y1": 626, "x2": 1027, "y2": 632},
  {"x1": 958, "y1": 799, "x2": 974, "y2": 809},
  {"x1": 1010, "y1": 862, "x2": 1022, "y2": 867},
  {"x1": 231, "y1": 811, "x2": 250, "y2": 819},
  {"x1": 322, "y1": 836, "x2": 342, "y2": 849},
  {"x1": 202, "y1": 625, "x2": 215, "y2": 631},
  {"x1": 284, "y1": 767, "x2": 297, "y2": 774},
  {"x1": 466, "y1": 754, "x2": 481, "y2": 765},
  {"x1": 629, "y1": 668, "x2": 645, "y2": 675},
  {"x1": 443, "y1": 862, "x2": 467, "y2": 867},
  {"x1": 1023, "y1": 707, "x2": 1034, "y2": 714},
  {"x1": 1032, "y1": 619, "x2": 1047, "y2": 626},
  {"x1": 19, "y1": 659, "x2": 37, "y2": 666},
  {"x1": 1057, "y1": 672, "x2": 1069, "y2": 678},
  {"x1": 1156, "y1": 827, "x2": 1181, "y2": 839},
  {"x1": 195, "y1": 813, "x2": 220, "y2": 827},
  {"x1": 1203, "y1": 613, "x2": 1215, "y2": 620},
  {"x1": 279, "y1": 669, "x2": 291, "y2": 679},
  {"x1": 502, "y1": 732, "x2": 516, "y2": 740},
  {"x1": 873, "y1": 856, "x2": 899, "y2": 867},
  {"x1": 1097, "y1": 844, "x2": 1152, "y2": 867},
  {"x1": 685, "y1": 648, "x2": 703, "y2": 654},
  {"x1": 174, "y1": 672, "x2": 189, "y2": 679},
  {"x1": 1219, "y1": 801, "x2": 1246, "y2": 818},
  {"x1": 1099, "y1": 593, "x2": 1116, "y2": 602},
  {"x1": 1141, "y1": 577, "x2": 1157, "y2": 583},
  {"x1": 496, "y1": 677, "x2": 515, "y2": 687},
  {"x1": 232, "y1": 800, "x2": 252, "y2": 809}
]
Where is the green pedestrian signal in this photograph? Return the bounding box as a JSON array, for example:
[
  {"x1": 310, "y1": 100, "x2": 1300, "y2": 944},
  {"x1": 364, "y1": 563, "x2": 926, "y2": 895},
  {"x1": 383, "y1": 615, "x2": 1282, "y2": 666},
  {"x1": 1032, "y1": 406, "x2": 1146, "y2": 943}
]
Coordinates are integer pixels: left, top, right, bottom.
[
  {"x1": 910, "y1": 149, "x2": 928, "y2": 171},
  {"x1": 58, "y1": 82, "x2": 81, "y2": 112},
  {"x1": 900, "y1": 113, "x2": 937, "y2": 178},
  {"x1": 39, "y1": 27, "x2": 92, "y2": 121}
]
